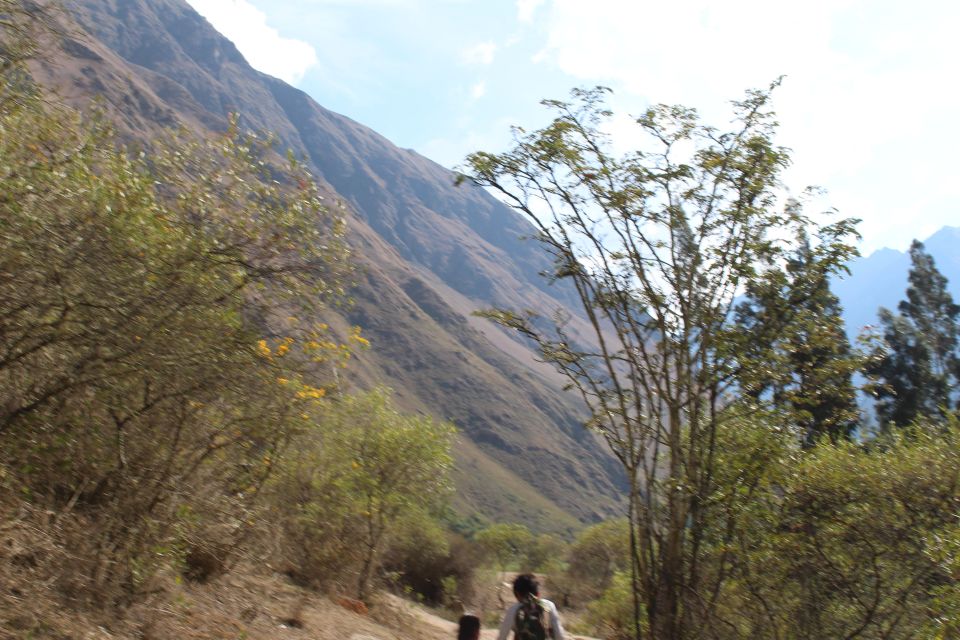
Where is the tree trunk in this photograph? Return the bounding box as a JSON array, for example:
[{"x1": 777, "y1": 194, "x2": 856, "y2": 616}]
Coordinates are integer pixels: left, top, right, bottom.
[
  {"x1": 627, "y1": 476, "x2": 645, "y2": 640},
  {"x1": 653, "y1": 404, "x2": 685, "y2": 640},
  {"x1": 357, "y1": 544, "x2": 376, "y2": 601},
  {"x1": 357, "y1": 499, "x2": 382, "y2": 601}
]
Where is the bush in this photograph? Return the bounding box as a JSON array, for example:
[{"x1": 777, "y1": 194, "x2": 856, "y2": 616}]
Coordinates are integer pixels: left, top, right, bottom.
[
  {"x1": 266, "y1": 389, "x2": 455, "y2": 600},
  {"x1": 0, "y1": 82, "x2": 350, "y2": 607},
  {"x1": 709, "y1": 419, "x2": 960, "y2": 639},
  {"x1": 383, "y1": 523, "x2": 482, "y2": 607},
  {"x1": 564, "y1": 519, "x2": 629, "y2": 604},
  {"x1": 585, "y1": 572, "x2": 643, "y2": 640},
  {"x1": 475, "y1": 523, "x2": 533, "y2": 573}
]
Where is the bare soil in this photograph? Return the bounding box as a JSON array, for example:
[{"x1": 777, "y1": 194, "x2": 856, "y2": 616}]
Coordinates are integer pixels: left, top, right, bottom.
[{"x1": 1, "y1": 564, "x2": 599, "y2": 640}]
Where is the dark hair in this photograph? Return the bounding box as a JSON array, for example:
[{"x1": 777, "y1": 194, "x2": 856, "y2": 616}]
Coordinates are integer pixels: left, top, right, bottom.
[
  {"x1": 458, "y1": 614, "x2": 481, "y2": 640},
  {"x1": 513, "y1": 573, "x2": 540, "y2": 598}
]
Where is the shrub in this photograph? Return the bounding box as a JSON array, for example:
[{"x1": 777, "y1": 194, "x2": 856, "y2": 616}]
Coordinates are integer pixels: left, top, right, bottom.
[
  {"x1": 0, "y1": 84, "x2": 350, "y2": 607},
  {"x1": 266, "y1": 389, "x2": 455, "y2": 600}
]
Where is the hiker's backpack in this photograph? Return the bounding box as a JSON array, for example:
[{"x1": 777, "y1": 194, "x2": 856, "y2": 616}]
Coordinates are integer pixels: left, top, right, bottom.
[{"x1": 514, "y1": 595, "x2": 550, "y2": 640}]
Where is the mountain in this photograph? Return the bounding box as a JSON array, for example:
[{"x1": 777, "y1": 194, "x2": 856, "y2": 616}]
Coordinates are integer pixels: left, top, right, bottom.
[
  {"x1": 34, "y1": 0, "x2": 626, "y2": 531},
  {"x1": 835, "y1": 226, "x2": 960, "y2": 338}
]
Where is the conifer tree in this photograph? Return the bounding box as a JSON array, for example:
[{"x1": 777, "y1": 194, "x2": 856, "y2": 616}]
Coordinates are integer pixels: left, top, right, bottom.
[
  {"x1": 735, "y1": 232, "x2": 860, "y2": 444},
  {"x1": 868, "y1": 240, "x2": 960, "y2": 427}
]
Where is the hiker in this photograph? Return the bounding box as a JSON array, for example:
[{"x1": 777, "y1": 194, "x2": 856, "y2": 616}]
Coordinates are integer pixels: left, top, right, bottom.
[
  {"x1": 496, "y1": 573, "x2": 566, "y2": 640},
  {"x1": 458, "y1": 614, "x2": 481, "y2": 640}
]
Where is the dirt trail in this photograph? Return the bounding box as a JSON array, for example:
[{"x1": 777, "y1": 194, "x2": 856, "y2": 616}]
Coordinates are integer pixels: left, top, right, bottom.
[
  {"x1": 2, "y1": 542, "x2": 600, "y2": 640},
  {"x1": 379, "y1": 594, "x2": 500, "y2": 639},
  {"x1": 379, "y1": 593, "x2": 600, "y2": 640}
]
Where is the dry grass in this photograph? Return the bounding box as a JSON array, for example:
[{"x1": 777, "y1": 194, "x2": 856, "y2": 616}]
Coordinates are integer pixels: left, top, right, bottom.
[
  {"x1": 0, "y1": 502, "x2": 120, "y2": 639},
  {"x1": 1, "y1": 498, "x2": 595, "y2": 640},
  {"x1": 1, "y1": 515, "x2": 600, "y2": 640},
  {"x1": 0, "y1": 504, "x2": 447, "y2": 640}
]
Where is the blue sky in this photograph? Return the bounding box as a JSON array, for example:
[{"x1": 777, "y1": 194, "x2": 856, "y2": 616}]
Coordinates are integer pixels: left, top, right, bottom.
[{"x1": 186, "y1": 0, "x2": 959, "y2": 254}]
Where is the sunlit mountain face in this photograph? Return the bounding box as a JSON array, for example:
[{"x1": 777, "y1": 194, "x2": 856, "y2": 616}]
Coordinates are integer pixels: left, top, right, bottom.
[{"x1": 38, "y1": 0, "x2": 626, "y2": 532}]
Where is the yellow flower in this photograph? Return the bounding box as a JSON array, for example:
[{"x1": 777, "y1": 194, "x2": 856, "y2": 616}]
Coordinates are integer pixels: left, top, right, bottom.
[
  {"x1": 349, "y1": 327, "x2": 370, "y2": 348},
  {"x1": 277, "y1": 377, "x2": 289, "y2": 385},
  {"x1": 296, "y1": 385, "x2": 326, "y2": 399},
  {"x1": 257, "y1": 339, "x2": 272, "y2": 357}
]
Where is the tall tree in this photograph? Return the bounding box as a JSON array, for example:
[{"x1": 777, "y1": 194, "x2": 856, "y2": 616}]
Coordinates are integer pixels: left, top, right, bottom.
[
  {"x1": 461, "y1": 83, "x2": 858, "y2": 639},
  {"x1": 868, "y1": 240, "x2": 960, "y2": 427},
  {"x1": 735, "y1": 231, "x2": 861, "y2": 444}
]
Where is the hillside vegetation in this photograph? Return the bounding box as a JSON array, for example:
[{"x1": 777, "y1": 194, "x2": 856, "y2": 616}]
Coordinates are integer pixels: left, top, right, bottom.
[
  {"x1": 457, "y1": 80, "x2": 960, "y2": 638},
  {"x1": 0, "y1": 5, "x2": 459, "y2": 631},
  {"x1": 47, "y1": 0, "x2": 626, "y2": 531},
  {"x1": 4, "y1": 3, "x2": 960, "y2": 640}
]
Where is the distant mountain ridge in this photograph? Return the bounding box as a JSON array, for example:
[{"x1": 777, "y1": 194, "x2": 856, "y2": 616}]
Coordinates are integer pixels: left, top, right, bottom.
[
  {"x1": 36, "y1": 0, "x2": 626, "y2": 531},
  {"x1": 836, "y1": 226, "x2": 960, "y2": 338}
]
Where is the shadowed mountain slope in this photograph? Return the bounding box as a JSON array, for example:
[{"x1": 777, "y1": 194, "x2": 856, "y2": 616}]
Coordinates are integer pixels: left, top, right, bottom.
[{"x1": 37, "y1": 0, "x2": 625, "y2": 531}]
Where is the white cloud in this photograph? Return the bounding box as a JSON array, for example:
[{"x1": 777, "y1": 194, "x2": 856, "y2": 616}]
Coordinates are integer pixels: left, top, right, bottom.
[
  {"x1": 420, "y1": 114, "x2": 520, "y2": 170},
  {"x1": 461, "y1": 41, "x2": 498, "y2": 65},
  {"x1": 517, "y1": 0, "x2": 546, "y2": 22},
  {"x1": 470, "y1": 81, "x2": 487, "y2": 100},
  {"x1": 186, "y1": 0, "x2": 318, "y2": 85},
  {"x1": 531, "y1": 0, "x2": 960, "y2": 252}
]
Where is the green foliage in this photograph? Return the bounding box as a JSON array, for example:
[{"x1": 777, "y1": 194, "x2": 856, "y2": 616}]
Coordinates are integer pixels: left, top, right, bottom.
[
  {"x1": 923, "y1": 518, "x2": 960, "y2": 639},
  {"x1": 571, "y1": 415, "x2": 960, "y2": 639},
  {"x1": 270, "y1": 388, "x2": 456, "y2": 599},
  {"x1": 462, "y1": 82, "x2": 860, "y2": 638},
  {"x1": 565, "y1": 519, "x2": 630, "y2": 602},
  {"x1": 0, "y1": 68, "x2": 351, "y2": 604},
  {"x1": 383, "y1": 524, "x2": 481, "y2": 607},
  {"x1": 733, "y1": 230, "x2": 862, "y2": 444},
  {"x1": 586, "y1": 572, "x2": 645, "y2": 640},
  {"x1": 380, "y1": 508, "x2": 449, "y2": 596},
  {"x1": 525, "y1": 533, "x2": 568, "y2": 574},
  {"x1": 475, "y1": 522, "x2": 533, "y2": 572},
  {"x1": 709, "y1": 417, "x2": 960, "y2": 639},
  {"x1": 867, "y1": 240, "x2": 960, "y2": 428}
]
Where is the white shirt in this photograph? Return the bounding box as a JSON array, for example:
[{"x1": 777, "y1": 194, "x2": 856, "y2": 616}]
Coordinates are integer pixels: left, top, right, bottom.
[{"x1": 496, "y1": 598, "x2": 567, "y2": 640}]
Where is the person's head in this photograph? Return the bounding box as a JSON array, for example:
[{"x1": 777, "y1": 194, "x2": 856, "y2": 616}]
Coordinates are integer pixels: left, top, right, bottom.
[
  {"x1": 513, "y1": 573, "x2": 540, "y2": 600},
  {"x1": 457, "y1": 614, "x2": 481, "y2": 640}
]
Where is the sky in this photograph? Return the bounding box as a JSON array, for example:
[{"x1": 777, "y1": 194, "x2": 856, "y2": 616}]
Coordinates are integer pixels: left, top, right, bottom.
[{"x1": 184, "y1": 0, "x2": 959, "y2": 254}]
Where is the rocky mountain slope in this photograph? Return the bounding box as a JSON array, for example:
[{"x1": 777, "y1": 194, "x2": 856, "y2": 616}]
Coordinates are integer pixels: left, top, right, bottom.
[{"x1": 33, "y1": 0, "x2": 625, "y2": 531}]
